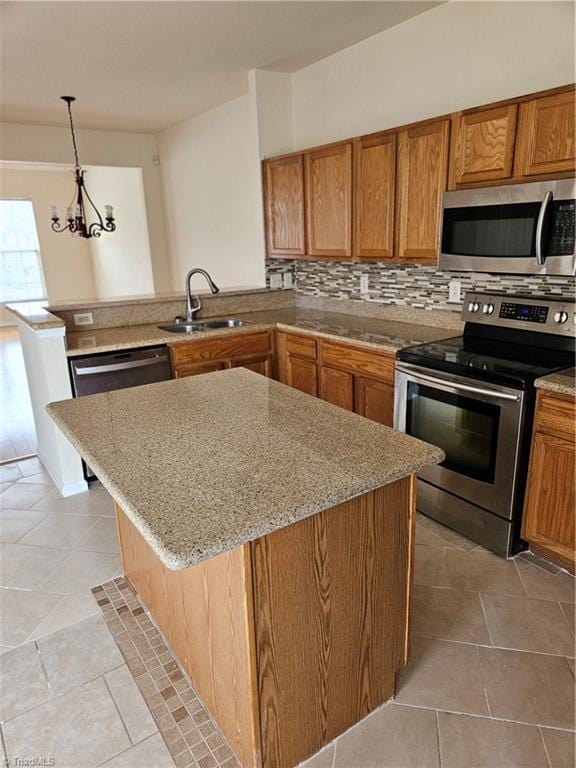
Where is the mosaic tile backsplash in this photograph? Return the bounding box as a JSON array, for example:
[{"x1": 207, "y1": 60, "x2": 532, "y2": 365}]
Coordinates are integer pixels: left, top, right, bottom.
[{"x1": 266, "y1": 258, "x2": 575, "y2": 313}]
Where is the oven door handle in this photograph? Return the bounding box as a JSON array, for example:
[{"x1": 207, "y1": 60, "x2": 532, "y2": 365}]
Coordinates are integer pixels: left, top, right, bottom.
[
  {"x1": 398, "y1": 368, "x2": 521, "y2": 402},
  {"x1": 535, "y1": 191, "x2": 553, "y2": 266}
]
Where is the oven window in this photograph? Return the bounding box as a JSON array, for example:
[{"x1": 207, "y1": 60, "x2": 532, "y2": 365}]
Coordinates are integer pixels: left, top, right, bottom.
[
  {"x1": 442, "y1": 203, "x2": 541, "y2": 258},
  {"x1": 406, "y1": 383, "x2": 500, "y2": 483}
]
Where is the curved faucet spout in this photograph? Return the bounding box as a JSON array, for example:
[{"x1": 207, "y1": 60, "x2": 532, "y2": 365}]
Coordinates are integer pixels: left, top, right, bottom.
[{"x1": 185, "y1": 269, "x2": 220, "y2": 321}]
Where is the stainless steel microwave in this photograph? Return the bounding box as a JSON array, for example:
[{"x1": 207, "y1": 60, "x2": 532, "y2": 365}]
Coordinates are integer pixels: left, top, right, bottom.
[{"x1": 439, "y1": 179, "x2": 576, "y2": 276}]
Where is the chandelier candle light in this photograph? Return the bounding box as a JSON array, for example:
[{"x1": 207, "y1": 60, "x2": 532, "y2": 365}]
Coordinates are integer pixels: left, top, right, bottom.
[{"x1": 51, "y1": 96, "x2": 116, "y2": 239}]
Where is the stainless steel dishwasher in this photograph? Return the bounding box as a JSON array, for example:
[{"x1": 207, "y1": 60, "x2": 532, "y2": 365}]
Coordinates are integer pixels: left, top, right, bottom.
[{"x1": 69, "y1": 345, "x2": 173, "y2": 480}]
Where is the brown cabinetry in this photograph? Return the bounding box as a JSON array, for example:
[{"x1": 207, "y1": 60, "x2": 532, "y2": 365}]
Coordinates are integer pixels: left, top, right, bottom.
[
  {"x1": 319, "y1": 366, "x2": 354, "y2": 411},
  {"x1": 522, "y1": 390, "x2": 575, "y2": 572},
  {"x1": 170, "y1": 331, "x2": 274, "y2": 380},
  {"x1": 395, "y1": 119, "x2": 450, "y2": 263},
  {"x1": 305, "y1": 142, "x2": 353, "y2": 258},
  {"x1": 353, "y1": 132, "x2": 396, "y2": 259},
  {"x1": 263, "y1": 154, "x2": 306, "y2": 256},
  {"x1": 276, "y1": 331, "x2": 318, "y2": 396},
  {"x1": 515, "y1": 88, "x2": 576, "y2": 178},
  {"x1": 450, "y1": 105, "x2": 518, "y2": 187},
  {"x1": 355, "y1": 375, "x2": 395, "y2": 427}
]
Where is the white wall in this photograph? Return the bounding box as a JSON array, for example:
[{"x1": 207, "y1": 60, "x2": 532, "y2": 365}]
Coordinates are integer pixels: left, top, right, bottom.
[
  {"x1": 249, "y1": 69, "x2": 293, "y2": 159},
  {"x1": 158, "y1": 93, "x2": 266, "y2": 290},
  {"x1": 0, "y1": 122, "x2": 171, "y2": 292},
  {"x1": 85, "y1": 166, "x2": 155, "y2": 298},
  {"x1": 0, "y1": 166, "x2": 96, "y2": 323},
  {"x1": 291, "y1": 1, "x2": 576, "y2": 148}
]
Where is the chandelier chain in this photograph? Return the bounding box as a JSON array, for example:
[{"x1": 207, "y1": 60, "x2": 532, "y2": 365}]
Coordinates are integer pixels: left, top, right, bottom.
[{"x1": 65, "y1": 99, "x2": 81, "y2": 170}]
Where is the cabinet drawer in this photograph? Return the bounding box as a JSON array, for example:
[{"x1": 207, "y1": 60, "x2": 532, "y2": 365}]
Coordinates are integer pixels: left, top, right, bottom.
[
  {"x1": 534, "y1": 390, "x2": 576, "y2": 440},
  {"x1": 170, "y1": 331, "x2": 272, "y2": 367},
  {"x1": 174, "y1": 361, "x2": 227, "y2": 379},
  {"x1": 319, "y1": 340, "x2": 395, "y2": 384},
  {"x1": 285, "y1": 333, "x2": 317, "y2": 360}
]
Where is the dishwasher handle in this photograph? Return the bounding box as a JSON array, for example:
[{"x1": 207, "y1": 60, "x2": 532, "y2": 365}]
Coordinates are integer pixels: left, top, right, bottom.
[{"x1": 73, "y1": 354, "x2": 169, "y2": 376}]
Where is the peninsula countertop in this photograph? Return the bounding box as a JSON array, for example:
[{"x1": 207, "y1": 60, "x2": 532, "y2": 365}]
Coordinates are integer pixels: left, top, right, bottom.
[
  {"x1": 47, "y1": 368, "x2": 443, "y2": 570},
  {"x1": 535, "y1": 367, "x2": 576, "y2": 397}
]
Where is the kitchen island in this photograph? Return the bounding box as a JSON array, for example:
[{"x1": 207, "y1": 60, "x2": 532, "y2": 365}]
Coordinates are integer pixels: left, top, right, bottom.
[{"x1": 47, "y1": 368, "x2": 443, "y2": 768}]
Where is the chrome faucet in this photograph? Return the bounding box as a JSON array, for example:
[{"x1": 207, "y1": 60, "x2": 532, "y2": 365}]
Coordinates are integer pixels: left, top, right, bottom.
[{"x1": 185, "y1": 269, "x2": 219, "y2": 321}]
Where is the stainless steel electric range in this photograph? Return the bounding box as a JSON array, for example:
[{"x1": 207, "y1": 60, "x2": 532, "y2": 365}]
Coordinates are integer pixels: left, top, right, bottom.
[{"x1": 394, "y1": 291, "x2": 575, "y2": 557}]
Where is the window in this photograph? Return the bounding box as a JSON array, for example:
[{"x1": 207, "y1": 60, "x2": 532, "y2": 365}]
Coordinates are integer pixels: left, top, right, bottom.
[{"x1": 0, "y1": 199, "x2": 47, "y2": 303}]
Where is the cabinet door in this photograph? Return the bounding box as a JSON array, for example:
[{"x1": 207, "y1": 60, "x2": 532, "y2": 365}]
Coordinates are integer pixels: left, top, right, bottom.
[
  {"x1": 450, "y1": 105, "x2": 517, "y2": 187},
  {"x1": 231, "y1": 355, "x2": 273, "y2": 378},
  {"x1": 396, "y1": 119, "x2": 450, "y2": 263},
  {"x1": 319, "y1": 366, "x2": 354, "y2": 411},
  {"x1": 264, "y1": 155, "x2": 306, "y2": 256},
  {"x1": 174, "y1": 361, "x2": 226, "y2": 379},
  {"x1": 522, "y1": 430, "x2": 575, "y2": 567},
  {"x1": 305, "y1": 142, "x2": 353, "y2": 258},
  {"x1": 354, "y1": 376, "x2": 394, "y2": 427},
  {"x1": 354, "y1": 133, "x2": 396, "y2": 259},
  {"x1": 285, "y1": 355, "x2": 318, "y2": 397},
  {"x1": 515, "y1": 88, "x2": 576, "y2": 178}
]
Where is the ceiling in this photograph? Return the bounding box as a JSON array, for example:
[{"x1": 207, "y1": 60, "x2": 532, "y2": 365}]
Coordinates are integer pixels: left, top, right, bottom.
[{"x1": 1, "y1": 1, "x2": 440, "y2": 133}]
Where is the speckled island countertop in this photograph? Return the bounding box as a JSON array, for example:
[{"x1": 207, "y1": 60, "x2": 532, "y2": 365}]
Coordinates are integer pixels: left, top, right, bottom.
[
  {"x1": 535, "y1": 367, "x2": 576, "y2": 397},
  {"x1": 47, "y1": 368, "x2": 443, "y2": 570}
]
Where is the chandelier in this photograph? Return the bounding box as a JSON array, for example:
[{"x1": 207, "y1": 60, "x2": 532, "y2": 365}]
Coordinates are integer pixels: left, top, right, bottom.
[{"x1": 51, "y1": 96, "x2": 116, "y2": 239}]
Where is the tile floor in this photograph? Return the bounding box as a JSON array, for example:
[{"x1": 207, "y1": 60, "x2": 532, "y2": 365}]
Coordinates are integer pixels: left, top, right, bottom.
[{"x1": 0, "y1": 459, "x2": 574, "y2": 767}]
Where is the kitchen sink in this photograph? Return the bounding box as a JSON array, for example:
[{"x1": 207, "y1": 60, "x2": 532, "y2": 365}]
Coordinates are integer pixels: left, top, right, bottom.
[{"x1": 158, "y1": 318, "x2": 250, "y2": 333}]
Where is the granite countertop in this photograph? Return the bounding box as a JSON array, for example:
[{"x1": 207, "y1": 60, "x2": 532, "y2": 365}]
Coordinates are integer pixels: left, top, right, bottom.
[
  {"x1": 65, "y1": 307, "x2": 455, "y2": 357},
  {"x1": 535, "y1": 368, "x2": 575, "y2": 397},
  {"x1": 47, "y1": 368, "x2": 444, "y2": 570},
  {"x1": 6, "y1": 301, "x2": 64, "y2": 329}
]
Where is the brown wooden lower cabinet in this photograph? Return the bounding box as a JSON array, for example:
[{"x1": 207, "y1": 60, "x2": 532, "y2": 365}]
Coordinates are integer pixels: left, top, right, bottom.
[
  {"x1": 355, "y1": 375, "x2": 395, "y2": 427},
  {"x1": 170, "y1": 331, "x2": 274, "y2": 380},
  {"x1": 115, "y1": 475, "x2": 415, "y2": 768},
  {"x1": 522, "y1": 390, "x2": 575, "y2": 572},
  {"x1": 319, "y1": 365, "x2": 354, "y2": 411}
]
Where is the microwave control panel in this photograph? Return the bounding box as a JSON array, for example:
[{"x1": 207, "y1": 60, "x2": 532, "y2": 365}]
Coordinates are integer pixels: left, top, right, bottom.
[{"x1": 549, "y1": 200, "x2": 575, "y2": 256}]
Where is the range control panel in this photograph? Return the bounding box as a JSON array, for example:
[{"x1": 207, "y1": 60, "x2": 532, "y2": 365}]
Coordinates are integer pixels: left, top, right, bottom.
[{"x1": 462, "y1": 292, "x2": 575, "y2": 337}]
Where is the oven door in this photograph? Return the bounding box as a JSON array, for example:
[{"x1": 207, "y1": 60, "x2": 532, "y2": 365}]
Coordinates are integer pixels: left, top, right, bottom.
[{"x1": 394, "y1": 362, "x2": 526, "y2": 520}]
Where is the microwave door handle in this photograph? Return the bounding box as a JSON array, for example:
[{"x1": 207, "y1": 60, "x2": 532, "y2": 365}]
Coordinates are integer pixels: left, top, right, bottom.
[{"x1": 535, "y1": 191, "x2": 553, "y2": 266}]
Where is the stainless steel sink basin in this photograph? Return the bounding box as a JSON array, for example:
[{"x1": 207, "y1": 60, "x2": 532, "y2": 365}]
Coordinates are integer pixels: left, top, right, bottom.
[{"x1": 158, "y1": 318, "x2": 250, "y2": 334}]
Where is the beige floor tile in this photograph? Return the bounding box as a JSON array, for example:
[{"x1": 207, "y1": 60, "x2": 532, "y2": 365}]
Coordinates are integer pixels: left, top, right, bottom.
[
  {"x1": 101, "y1": 732, "x2": 175, "y2": 768},
  {"x1": 2, "y1": 677, "x2": 130, "y2": 766},
  {"x1": 481, "y1": 593, "x2": 575, "y2": 656},
  {"x1": 0, "y1": 465, "x2": 22, "y2": 483},
  {"x1": 541, "y1": 727, "x2": 576, "y2": 768},
  {"x1": 516, "y1": 558, "x2": 575, "y2": 604},
  {"x1": 17, "y1": 457, "x2": 45, "y2": 477},
  {"x1": 0, "y1": 642, "x2": 52, "y2": 721},
  {"x1": 0, "y1": 541, "x2": 38, "y2": 579},
  {"x1": 416, "y1": 516, "x2": 478, "y2": 550},
  {"x1": 73, "y1": 517, "x2": 120, "y2": 554},
  {"x1": 33, "y1": 487, "x2": 115, "y2": 517},
  {"x1": 299, "y1": 743, "x2": 335, "y2": 768},
  {"x1": 27, "y1": 594, "x2": 100, "y2": 642},
  {"x1": 0, "y1": 482, "x2": 49, "y2": 510},
  {"x1": 437, "y1": 712, "x2": 549, "y2": 768},
  {"x1": 395, "y1": 638, "x2": 489, "y2": 715},
  {"x1": 568, "y1": 658, "x2": 575, "y2": 676},
  {"x1": 414, "y1": 545, "x2": 451, "y2": 587},
  {"x1": 0, "y1": 508, "x2": 46, "y2": 542},
  {"x1": 19, "y1": 513, "x2": 102, "y2": 548},
  {"x1": 561, "y1": 602, "x2": 575, "y2": 635},
  {"x1": 37, "y1": 615, "x2": 124, "y2": 694},
  {"x1": 1, "y1": 546, "x2": 69, "y2": 590},
  {"x1": 37, "y1": 550, "x2": 121, "y2": 595},
  {"x1": 445, "y1": 549, "x2": 526, "y2": 596},
  {"x1": 479, "y1": 646, "x2": 575, "y2": 729},
  {"x1": 333, "y1": 703, "x2": 439, "y2": 768},
  {"x1": 105, "y1": 665, "x2": 157, "y2": 744},
  {"x1": 411, "y1": 586, "x2": 490, "y2": 644},
  {"x1": 0, "y1": 588, "x2": 63, "y2": 646},
  {"x1": 16, "y1": 469, "x2": 54, "y2": 486}
]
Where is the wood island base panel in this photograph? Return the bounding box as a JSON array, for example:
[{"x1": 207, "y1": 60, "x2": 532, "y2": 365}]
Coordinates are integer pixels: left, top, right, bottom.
[{"x1": 114, "y1": 476, "x2": 416, "y2": 768}]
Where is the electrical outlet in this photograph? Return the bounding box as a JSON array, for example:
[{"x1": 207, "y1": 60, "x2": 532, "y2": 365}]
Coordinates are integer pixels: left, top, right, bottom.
[
  {"x1": 448, "y1": 280, "x2": 462, "y2": 304},
  {"x1": 73, "y1": 312, "x2": 94, "y2": 326},
  {"x1": 269, "y1": 274, "x2": 282, "y2": 290},
  {"x1": 283, "y1": 272, "x2": 293, "y2": 289},
  {"x1": 360, "y1": 274, "x2": 369, "y2": 294}
]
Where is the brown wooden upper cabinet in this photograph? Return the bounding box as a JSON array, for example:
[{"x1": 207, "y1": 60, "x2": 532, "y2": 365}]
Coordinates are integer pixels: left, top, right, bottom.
[
  {"x1": 305, "y1": 142, "x2": 353, "y2": 258},
  {"x1": 515, "y1": 88, "x2": 576, "y2": 178},
  {"x1": 263, "y1": 154, "x2": 306, "y2": 256},
  {"x1": 395, "y1": 119, "x2": 450, "y2": 263},
  {"x1": 450, "y1": 104, "x2": 518, "y2": 187},
  {"x1": 353, "y1": 132, "x2": 396, "y2": 259}
]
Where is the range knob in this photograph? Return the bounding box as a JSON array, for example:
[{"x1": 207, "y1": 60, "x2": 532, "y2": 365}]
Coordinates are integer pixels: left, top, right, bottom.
[
  {"x1": 468, "y1": 302, "x2": 480, "y2": 313},
  {"x1": 554, "y1": 311, "x2": 568, "y2": 324},
  {"x1": 482, "y1": 303, "x2": 495, "y2": 315}
]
